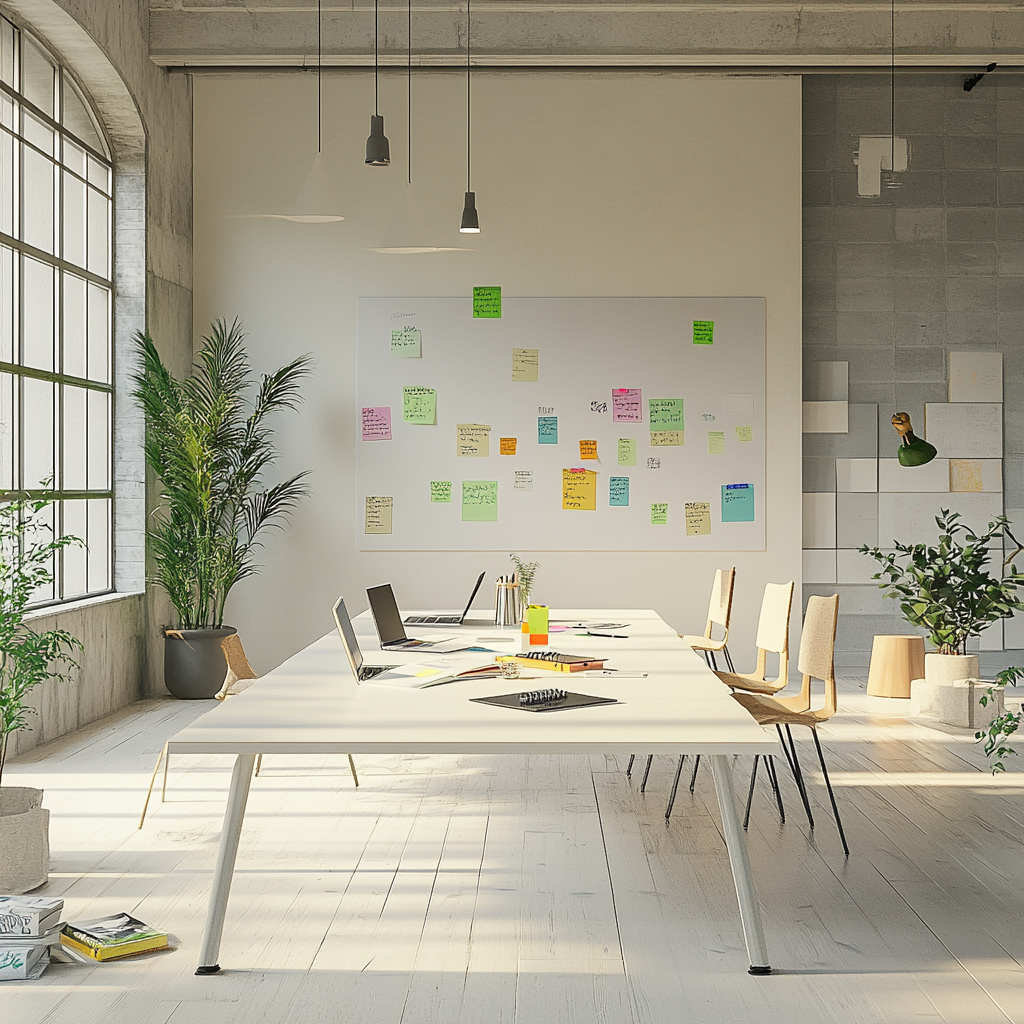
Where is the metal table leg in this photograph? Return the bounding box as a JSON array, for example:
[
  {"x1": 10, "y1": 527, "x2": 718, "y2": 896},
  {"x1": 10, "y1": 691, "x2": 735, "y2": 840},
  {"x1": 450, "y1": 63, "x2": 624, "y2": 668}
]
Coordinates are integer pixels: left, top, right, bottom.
[
  {"x1": 710, "y1": 753, "x2": 771, "y2": 975},
  {"x1": 195, "y1": 753, "x2": 257, "y2": 975}
]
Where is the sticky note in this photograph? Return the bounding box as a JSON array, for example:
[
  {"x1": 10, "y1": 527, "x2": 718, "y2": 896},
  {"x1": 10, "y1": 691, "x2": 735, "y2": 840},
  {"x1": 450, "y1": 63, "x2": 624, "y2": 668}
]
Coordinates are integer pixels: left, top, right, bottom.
[
  {"x1": 500, "y1": 437, "x2": 517, "y2": 455},
  {"x1": 361, "y1": 406, "x2": 392, "y2": 440},
  {"x1": 618, "y1": 438, "x2": 636, "y2": 466},
  {"x1": 390, "y1": 327, "x2": 421, "y2": 357},
  {"x1": 527, "y1": 604, "x2": 549, "y2": 634},
  {"x1": 649, "y1": 398, "x2": 684, "y2": 430},
  {"x1": 650, "y1": 431, "x2": 683, "y2": 447},
  {"x1": 651, "y1": 503, "x2": 668, "y2": 525},
  {"x1": 430, "y1": 481, "x2": 452, "y2": 502},
  {"x1": 365, "y1": 496, "x2": 393, "y2": 534},
  {"x1": 685, "y1": 501, "x2": 711, "y2": 536},
  {"x1": 693, "y1": 320, "x2": 714, "y2": 345},
  {"x1": 708, "y1": 431, "x2": 725, "y2": 455},
  {"x1": 736, "y1": 426, "x2": 752, "y2": 442},
  {"x1": 722, "y1": 483, "x2": 755, "y2": 523},
  {"x1": 562, "y1": 468, "x2": 597, "y2": 511},
  {"x1": 462, "y1": 480, "x2": 498, "y2": 521},
  {"x1": 612, "y1": 388, "x2": 642, "y2": 423},
  {"x1": 457, "y1": 423, "x2": 491, "y2": 457},
  {"x1": 609, "y1": 477, "x2": 629, "y2": 506},
  {"x1": 512, "y1": 348, "x2": 538, "y2": 382},
  {"x1": 473, "y1": 286, "x2": 501, "y2": 318},
  {"x1": 647, "y1": 457, "x2": 661, "y2": 470},
  {"x1": 514, "y1": 470, "x2": 533, "y2": 491},
  {"x1": 403, "y1": 386, "x2": 436, "y2": 424},
  {"x1": 580, "y1": 440, "x2": 598, "y2": 460},
  {"x1": 538, "y1": 415, "x2": 558, "y2": 444},
  {"x1": 949, "y1": 459, "x2": 983, "y2": 492}
]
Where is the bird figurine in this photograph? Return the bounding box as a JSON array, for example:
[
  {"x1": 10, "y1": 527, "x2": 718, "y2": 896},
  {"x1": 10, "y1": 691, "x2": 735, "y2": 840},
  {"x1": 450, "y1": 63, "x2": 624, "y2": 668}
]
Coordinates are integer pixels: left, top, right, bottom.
[{"x1": 892, "y1": 411, "x2": 937, "y2": 467}]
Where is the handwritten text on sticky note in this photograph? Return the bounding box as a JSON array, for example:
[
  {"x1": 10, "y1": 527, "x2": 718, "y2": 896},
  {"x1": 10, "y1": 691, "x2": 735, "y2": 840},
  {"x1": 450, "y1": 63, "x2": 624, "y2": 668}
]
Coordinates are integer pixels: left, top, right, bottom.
[
  {"x1": 462, "y1": 480, "x2": 498, "y2": 521},
  {"x1": 457, "y1": 423, "x2": 491, "y2": 457},
  {"x1": 649, "y1": 398, "x2": 684, "y2": 430},
  {"x1": 403, "y1": 386, "x2": 436, "y2": 424},
  {"x1": 685, "y1": 501, "x2": 711, "y2": 536},
  {"x1": 538, "y1": 416, "x2": 558, "y2": 444},
  {"x1": 651, "y1": 503, "x2": 668, "y2": 525},
  {"x1": 562, "y1": 468, "x2": 597, "y2": 511},
  {"x1": 365, "y1": 496, "x2": 393, "y2": 534},
  {"x1": 612, "y1": 388, "x2": 642, "y2": 423},
  {"x1": 618, "y1": 438, "x2": 637, "y2": 465},
  {"x1": 473, "y1": 286, "x2": 501, "y2": 318},
  {"x1": 579, "y1": 440, "x2": 598, "y2": 460},
  {"x1": 707, "y1": 431, "x2": 725, "y2": 455},
  {"x1": 512, "y1": 348, "x2": 539, "y2": 382},
  {"x1": 609, "y1": 477, "x2": 629, "y2": 506},
  {"x1": 430, "y1": 480, "x2": 452, "y2": 502},
  {"x1": 722, "y1": 483, "x2": 755, "y2": 523},
  {"x1": 693, "y1": 321, "x2": 714, "y2": 345},
  {"x1": 390, "y1": 327, "x2": 421, "y2": 357},
  {"x1": 362, "y1": 406, "x2": 392, "y2": 440},
  {"x1": 500, "y1": 437, "x2": 517, "y2": 455},
  {"x1": 735, "y1": 425, "x2": 752, "y2": 442}
]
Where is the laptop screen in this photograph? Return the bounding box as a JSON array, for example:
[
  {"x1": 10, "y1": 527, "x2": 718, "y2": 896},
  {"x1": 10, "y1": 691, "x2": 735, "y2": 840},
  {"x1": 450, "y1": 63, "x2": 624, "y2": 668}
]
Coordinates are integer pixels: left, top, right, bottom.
[
  {"x1": 332, "y1": 597, "x2": 364, "y2": 677},
  {"x1": 366, "y1": 584, "x2": 407, "y2": 645},
  {"x1": 460, "y1": 571, "x2": 487, "y2": 622}
]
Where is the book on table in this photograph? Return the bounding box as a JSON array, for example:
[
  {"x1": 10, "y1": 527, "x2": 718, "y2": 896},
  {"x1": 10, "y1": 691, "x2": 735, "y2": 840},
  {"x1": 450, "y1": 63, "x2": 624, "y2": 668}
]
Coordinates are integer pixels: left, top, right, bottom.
[
  {"x1": 495, "y1": 652, "x2": 607, "y2": 673},
  {"x1": 60, "y1": 913, "x2": 168, "y2": 961},
  {"x1": 0, "y1": 896, "x2": 63, "y2": 937},
  {"x1": 0, "y1": 942, "x2": 49, "y2": 981}
]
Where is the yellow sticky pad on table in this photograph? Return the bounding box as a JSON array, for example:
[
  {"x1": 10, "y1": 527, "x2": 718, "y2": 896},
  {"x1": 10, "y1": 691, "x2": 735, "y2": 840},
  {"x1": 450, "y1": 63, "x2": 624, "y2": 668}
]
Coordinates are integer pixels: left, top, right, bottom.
[{"x1": 525, "y1": 603, "x2": 549, "y2": 644}]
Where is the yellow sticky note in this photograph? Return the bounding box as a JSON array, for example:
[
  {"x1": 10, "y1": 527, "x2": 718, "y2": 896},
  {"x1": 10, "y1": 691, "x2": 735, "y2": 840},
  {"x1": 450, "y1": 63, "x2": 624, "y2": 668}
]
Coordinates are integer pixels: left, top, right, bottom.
[
  {"x1": 527, "y1": 604, "x2": 549, "y2": 635},
  {"x1": 949, "y1": 459, "x2": 983, "y2": 492},
  {"x1": 735, "y1": 426, "x2": 752, "y2": 442},
  {"x1": 708, "y1": 431, "x2": 725, "y2": 455},
  {"x1": 457, "y1": 423, "x2": 491, "y2": 457},
  {"x1": 562, "y1": 468, "x2": 597, "y2": 511},
  {"x1": 512, "y1": 348, "x2": 539, "y2": 382},
  {"x1": 500, "y1": 437, "x2": 517, "y2": 455},
  {"x1": 618, "y1": 438, "x2": 637, "y2": 465},
  {"x1": 650, "y1": 431, "x2": 683, "y2": 447},
  {"x1": 651, "y1": 503, "x2": 668, "y2": 525},
  {"x1": 365, "y1": 496, "x2": 393, "y2": 534},
  {"x1": 685, "y1": 501, "x2": 711, "y2": 536},
  {"x1": 580, "y1": 440, "x2": 598, "y2": 460}
]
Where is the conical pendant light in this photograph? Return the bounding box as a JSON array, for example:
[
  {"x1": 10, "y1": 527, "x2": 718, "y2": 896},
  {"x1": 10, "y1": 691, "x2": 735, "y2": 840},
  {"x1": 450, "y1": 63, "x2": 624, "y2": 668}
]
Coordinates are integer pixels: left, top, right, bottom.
[
  {"x1": 365, "y1": 0, "x2": 390, "y2": 165},
  {"x1": 881, "y1": 0, "x2": 904, "y2": 191},
  {"x1": 459, "y1": 0, "x2": 480, "y2": 233}
]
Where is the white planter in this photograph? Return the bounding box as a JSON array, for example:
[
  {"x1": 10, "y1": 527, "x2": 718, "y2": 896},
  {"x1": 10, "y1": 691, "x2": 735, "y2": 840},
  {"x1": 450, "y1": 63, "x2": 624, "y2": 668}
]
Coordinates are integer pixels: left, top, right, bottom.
[
  {"x1": 0, "y1": 788, "x2": 50, "y2": 894},
  {"x1": 912, "y1": 678, "x2": 1004, "y2": 730},
  {"x1": 924, "y1": 652, "x2": 979, "y2": 687}
]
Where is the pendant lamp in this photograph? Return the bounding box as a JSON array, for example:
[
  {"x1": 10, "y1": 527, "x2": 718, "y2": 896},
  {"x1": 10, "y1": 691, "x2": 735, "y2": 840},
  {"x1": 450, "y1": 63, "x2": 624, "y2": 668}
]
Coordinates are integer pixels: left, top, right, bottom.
[
  {"x1": 881, "y1": 0, "x2": 902, "y2": 191},
  {"x1": 365, "y1": 0, "x2": 390, "y2": 165},
  {"x1": 459, "y1": 0, "x2": 480, "y2": 233}
]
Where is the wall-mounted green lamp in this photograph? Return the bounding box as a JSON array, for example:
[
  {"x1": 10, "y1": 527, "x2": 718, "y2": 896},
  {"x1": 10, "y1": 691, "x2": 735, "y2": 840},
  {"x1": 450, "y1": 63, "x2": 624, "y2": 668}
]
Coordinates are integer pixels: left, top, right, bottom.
[{"x1": 892, "y1": 412, "x2": 937, "y2": 467}]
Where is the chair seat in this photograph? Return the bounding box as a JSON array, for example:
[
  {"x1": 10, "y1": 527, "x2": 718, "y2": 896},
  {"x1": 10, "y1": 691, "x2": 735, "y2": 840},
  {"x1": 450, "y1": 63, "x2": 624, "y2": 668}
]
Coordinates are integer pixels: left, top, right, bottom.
[
  {"x1": 732, "y1": 691, "x2": 827, "y2": 728},
  {"x1": 680, "y1": 633, "x2": 728, "y2": 652},
  {"x1": 714, "y1": 670, "x2": 786, "y2": 695}
]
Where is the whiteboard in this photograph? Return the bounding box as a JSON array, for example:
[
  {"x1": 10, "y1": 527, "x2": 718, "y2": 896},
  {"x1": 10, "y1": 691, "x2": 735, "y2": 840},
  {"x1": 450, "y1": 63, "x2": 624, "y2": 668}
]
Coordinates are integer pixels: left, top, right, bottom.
[{"x1": 357, "y1": 296, "x2": 766, "y2": 551}]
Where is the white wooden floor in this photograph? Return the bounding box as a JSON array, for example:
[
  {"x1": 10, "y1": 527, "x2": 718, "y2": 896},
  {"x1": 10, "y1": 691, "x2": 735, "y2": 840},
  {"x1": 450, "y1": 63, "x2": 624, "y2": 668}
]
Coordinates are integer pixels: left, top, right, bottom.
[{"x1": 3, "y1": 681, "x2": 1024, "y2": 1024}]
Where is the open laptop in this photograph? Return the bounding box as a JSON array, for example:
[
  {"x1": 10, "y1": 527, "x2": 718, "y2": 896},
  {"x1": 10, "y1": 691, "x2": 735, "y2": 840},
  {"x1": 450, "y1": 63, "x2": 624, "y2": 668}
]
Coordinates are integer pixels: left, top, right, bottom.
[
  {"x1": 332, "y1": 597, "x2": 395, "y2": 680},
  {"x1": 366, "y1": 584, "x2": 480, "y2": 653},
  {"x1": 404, "y1": 571, "x2": 486, "y2": 626}
]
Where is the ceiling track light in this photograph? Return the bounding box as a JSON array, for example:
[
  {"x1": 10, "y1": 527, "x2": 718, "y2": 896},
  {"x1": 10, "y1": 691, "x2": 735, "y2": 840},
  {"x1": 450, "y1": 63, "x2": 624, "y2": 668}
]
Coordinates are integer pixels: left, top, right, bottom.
[
  {"x1": 458, "y1": 0, "x2": 480, "y2": 233},
  {"x1": 366, "y1": 0, "x2": 390, "y2": 165}
]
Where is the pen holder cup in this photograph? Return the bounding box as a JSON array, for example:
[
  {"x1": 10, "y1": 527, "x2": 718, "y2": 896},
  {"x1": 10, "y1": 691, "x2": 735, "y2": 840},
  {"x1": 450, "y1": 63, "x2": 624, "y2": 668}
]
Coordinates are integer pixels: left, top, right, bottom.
[{"x1": 494, "y1": 582, "x2": 520, "y2": 626}]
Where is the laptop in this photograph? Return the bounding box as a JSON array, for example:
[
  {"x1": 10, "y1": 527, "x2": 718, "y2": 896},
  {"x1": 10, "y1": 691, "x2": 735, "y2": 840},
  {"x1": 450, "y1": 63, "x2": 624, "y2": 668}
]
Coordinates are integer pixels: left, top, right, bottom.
[
  {"x1": 332, "y1": 597, "x2": 395, "y2": 680},
  {"x1": 366, "y1": 584, "x2": 480, "y2": 653},
  {"x1": 404, "y1": 571, "x2": 487, "y2": 626}
]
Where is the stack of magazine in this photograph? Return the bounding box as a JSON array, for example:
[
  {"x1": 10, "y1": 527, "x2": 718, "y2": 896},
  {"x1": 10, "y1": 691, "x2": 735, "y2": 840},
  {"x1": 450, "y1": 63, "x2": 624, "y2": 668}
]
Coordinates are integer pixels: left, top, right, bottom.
[
  {"x1": 0, "y1": 895, "x2": 65, "y2": 981},
  {"x1": 60, "y1": 913, "x2": 168, "y2": 962}
]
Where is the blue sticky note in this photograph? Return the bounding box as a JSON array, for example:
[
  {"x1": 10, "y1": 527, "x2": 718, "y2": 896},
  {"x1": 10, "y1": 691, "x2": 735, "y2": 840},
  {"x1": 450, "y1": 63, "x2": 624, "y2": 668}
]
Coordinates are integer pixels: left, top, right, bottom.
[
  {"x1": 609, "y1": 477, "x2": 629, "y2": 506},
  {"x1": 538, "y1": 415, "x2": 558, "y2": 444},
  {"x1": 721, "y1": 483, "x2": 755, "y2": 523}
]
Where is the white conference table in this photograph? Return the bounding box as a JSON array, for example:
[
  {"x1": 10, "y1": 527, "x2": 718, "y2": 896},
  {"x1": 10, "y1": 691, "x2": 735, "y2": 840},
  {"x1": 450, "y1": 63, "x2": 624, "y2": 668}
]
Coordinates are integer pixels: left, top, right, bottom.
[{"x1": 168, "y1": 608, "x2": 779, "y2": 976}]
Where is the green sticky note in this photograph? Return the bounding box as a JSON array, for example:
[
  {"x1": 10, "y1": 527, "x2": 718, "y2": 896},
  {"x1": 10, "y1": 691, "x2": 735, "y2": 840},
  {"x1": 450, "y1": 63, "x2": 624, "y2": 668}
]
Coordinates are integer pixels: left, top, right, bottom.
[
  {"x1": 693, "y1": 320, "x2": 714, "y2": 345},
  {"x1": 473, "y1": 286, "x2": 501, "y2": 318},
  {"x1": 430, "y1": 480, "x2": 452, "y2": 502},
  {"x1": 617, "y1": 438, "x2": 636, "y2": 466},
  {"x1": 527, "y1": 604, "x2": 549, "y2": 634},
  {"x1": 391, "y1": 327, "x2": 421, "y2": 357},
  {"x1": 736, "y1": 425, "x2": 752, "y2": 442},
  {"x1": 462, "y1": 480, "x2": 498, "y2": 521},
  {"x1": 722, "y1": 483, "x2": 755, "y2": 523},
  {"x1": 708, "y1": 431, "x2": 725, "y2": 455},
  {"x1": 649, "y1": 398, "x2": 684, "y2": 431},
  {"x1": 403, "y1": 386, "x2": 436, "y2": 424},
  {"x1": 651, "y1": 502, "x2": 669, "y2": 525}
]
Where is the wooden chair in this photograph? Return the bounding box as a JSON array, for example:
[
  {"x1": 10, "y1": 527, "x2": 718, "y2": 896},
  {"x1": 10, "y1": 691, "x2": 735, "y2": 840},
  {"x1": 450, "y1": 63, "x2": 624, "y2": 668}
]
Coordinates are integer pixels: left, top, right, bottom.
[
  {"x1": 139, "y1": 633, "x2": 359, "y2": 828},
  {"x1": 732, "y1": 593, "x2": 848, "y2": 855},
  {"x1": 664, "y1": 580, "x2": 795, "y2": 817}
]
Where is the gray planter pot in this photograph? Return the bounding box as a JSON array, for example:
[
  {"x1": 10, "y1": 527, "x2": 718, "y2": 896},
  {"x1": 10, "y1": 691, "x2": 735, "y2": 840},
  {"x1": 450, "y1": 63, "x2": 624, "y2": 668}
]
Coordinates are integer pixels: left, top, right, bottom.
[
  {"x1": 164, "y1": 626, "x2": 236, "y2": 700},
  {"x1": 0, "y1": 787, "x2": 49, "y2": 894}
]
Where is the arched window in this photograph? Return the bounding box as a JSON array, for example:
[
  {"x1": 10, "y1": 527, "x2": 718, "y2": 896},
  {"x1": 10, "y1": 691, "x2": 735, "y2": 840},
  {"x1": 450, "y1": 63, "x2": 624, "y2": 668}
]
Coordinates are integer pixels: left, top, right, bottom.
[{"x1": 0, "y1": 14, "x2": 112, "y2": 603}]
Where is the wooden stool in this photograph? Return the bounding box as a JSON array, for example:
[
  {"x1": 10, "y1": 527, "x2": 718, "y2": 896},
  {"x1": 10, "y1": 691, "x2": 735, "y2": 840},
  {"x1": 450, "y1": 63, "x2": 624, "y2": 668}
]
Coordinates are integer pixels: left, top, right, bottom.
[{"x1": 866, "y1": 635, "x2": 925, "y2": 698}]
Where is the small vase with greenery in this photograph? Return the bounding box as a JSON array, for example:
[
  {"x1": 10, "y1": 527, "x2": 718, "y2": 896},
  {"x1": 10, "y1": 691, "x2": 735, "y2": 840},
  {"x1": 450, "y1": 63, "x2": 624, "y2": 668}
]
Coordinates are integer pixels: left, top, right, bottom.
[
  {"x1": 509, "y1": 554, "x2": 540, "y2": 611},
  {"x1": 132, "y1": 319, "x2": 312, "y2": 698},
  {"x1": 0, "y1": 493, "x2": 83, "y2": 892}
]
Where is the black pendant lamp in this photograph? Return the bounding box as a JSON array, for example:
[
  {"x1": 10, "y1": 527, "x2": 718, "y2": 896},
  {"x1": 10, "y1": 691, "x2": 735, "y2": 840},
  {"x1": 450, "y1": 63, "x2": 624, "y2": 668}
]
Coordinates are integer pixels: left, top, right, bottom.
[
  {"x1": 365, "y1": 0, "x2": 390, "y2": 165},
  {"x1": 459, "y1": 0, "x2": 479, "y2": 233}
]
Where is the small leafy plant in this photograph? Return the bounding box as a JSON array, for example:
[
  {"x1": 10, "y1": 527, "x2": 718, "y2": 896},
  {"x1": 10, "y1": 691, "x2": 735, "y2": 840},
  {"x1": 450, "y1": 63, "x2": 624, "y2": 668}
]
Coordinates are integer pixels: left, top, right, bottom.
[
  {"x1": 0, "y1": 494, "x2": 83, "y2": 787},
  {"x1": 509, "y1": 553, "x2": 540, "y2": 606},
  {"x1": 976, "y1": 667, "x2": 1024, "y2": 775},
  {"x1": 860, "y1": 510, "x2": 1024, "y2": 655}
]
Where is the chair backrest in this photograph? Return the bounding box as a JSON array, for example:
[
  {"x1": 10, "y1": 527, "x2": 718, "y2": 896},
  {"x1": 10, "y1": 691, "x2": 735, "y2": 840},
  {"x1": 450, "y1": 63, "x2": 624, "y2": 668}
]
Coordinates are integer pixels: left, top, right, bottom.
[
  {"x1": 221, "y1": 633, "x2": 257, "y2": 682},
  {"x1": 703, "y1": 567, "x2": 735, "y2": 637},
  {"x1": 749, "y1": 581, "x2": 794, "y2": 683},
  {"x1": 796, "y1": 593, "x2": 840, "y2": 717}
]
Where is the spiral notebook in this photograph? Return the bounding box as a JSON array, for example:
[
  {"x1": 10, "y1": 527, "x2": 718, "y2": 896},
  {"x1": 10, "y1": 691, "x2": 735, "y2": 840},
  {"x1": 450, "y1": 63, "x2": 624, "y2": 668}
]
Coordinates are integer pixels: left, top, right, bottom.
[{"x1": 471, "y1": 691, "x2": 619, "y2": 713}]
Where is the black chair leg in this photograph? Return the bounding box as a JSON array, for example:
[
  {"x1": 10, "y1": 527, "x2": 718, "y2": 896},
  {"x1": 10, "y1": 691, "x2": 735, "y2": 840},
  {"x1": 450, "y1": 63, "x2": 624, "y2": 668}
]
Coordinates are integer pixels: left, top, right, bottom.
[
  {"x1": 626, "y1": 753, "x2": 636, "y2": 776},
  {"x1": 812, "y1": 730, "x2": 849, "y2": 856},
  {"x1": 743, "y1": 755, "x2": 760, "y2": 829},
  {"x1": 665, "y1": 755, "x2": 686, "y2": 819},
  {"x1": 723, "y1": 646, "x2": 735, "y2": 673},
  {"x1": 640, "y1": 754, "x2": 654, "y2": 793},
  {"x1": 783, "y1": 724, "x2": 815, "y2": 829},
  {"x1": 708, "y1": 650, "x2": 718, "y2": 671},
  {"x1": 688, "y1": 754, "x2": 701, "y2": 793},
  {"x1": 765, "y1": 754, "x2": 786, "y2": 824}
]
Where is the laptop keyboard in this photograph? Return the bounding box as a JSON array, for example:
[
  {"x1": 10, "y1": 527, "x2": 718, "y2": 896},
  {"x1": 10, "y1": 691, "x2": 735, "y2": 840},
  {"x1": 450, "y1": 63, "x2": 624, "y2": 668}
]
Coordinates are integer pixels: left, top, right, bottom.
[
  {"x1": 407, "y1": 615, "x2": 459, "y2": 624},
  {"x1": 359, "y1": 665, "x2": 389, "y2": 679}
]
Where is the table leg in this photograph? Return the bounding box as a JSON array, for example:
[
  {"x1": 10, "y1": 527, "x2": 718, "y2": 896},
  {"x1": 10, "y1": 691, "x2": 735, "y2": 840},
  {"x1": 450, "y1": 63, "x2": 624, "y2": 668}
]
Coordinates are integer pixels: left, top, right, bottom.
[
  {"x1": 195, "y1": 753, "x2": 256, "y2": 975},
  {"x1": 710, "y1": 753, "x2": 771, "y2": 975}
]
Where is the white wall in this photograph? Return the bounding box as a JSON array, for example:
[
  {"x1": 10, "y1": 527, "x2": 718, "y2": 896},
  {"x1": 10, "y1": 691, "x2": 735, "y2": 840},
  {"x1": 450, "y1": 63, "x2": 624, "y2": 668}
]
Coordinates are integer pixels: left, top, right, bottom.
[{"x1": 192, "y1": 70, "x2": 803, "y2": 675}]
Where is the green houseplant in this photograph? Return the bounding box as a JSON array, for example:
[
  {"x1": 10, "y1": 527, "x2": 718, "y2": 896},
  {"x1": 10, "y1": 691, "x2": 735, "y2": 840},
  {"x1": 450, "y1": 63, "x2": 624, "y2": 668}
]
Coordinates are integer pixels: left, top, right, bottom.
[
  {"x1": 133, "y1": 319, "x2": 312, "y2": 699},
  {"x1": 0, "y1": 493, "x2": 82, "y2": 892}
]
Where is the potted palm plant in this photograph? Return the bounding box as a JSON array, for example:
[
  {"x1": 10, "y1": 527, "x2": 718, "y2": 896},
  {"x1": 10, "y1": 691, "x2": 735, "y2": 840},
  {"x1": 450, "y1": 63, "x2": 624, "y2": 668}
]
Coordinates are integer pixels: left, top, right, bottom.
[
  {"x1": 0, "y1": 493, "x2": 82, "y2": 893},
  {"x1": 133, "y1": 319, "x2": 312, "y2": 699},
  {"x1": 861, "y1": 509, "x2": 1024, "y2": 692}
]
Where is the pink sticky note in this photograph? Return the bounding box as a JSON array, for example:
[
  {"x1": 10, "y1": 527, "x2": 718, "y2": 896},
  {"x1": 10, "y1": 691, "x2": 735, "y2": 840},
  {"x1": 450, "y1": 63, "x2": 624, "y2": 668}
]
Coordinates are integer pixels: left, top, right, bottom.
[
  {"x1": 362, "y1": 406, "x2": 392, "y2": 440},
  {"x1": 612, "y1": 388, "x2": 642, "y2": 423}
]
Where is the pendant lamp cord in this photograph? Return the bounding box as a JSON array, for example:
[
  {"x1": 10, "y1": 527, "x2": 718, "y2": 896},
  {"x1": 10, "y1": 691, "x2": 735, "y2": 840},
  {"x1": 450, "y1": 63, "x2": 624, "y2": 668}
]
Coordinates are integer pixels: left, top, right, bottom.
[
  {"x1": 408, "y1": 0, "x2": 412, "y2": 185},
  {"x1": 374, "y1": 0, "x2": 379, "y2": 115},
  {"x1": 466, "y1": 0, "x2": 471, "y2": 192},
  {"x1": 317, "y1": 0, "x2": 322, "y2": 153},
  {"x1": 890, "y1": 0, "x2": 895, "y2": 169}
]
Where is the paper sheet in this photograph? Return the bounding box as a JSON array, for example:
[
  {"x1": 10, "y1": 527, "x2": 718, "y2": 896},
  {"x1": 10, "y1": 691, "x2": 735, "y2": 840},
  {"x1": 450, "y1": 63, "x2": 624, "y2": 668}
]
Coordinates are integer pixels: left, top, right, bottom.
[
  {"x1": 949, "y1": 351, "x2": 1002, "y2": 403},
  {"x1": 430, "y1": 480, "x2": 452, "y2": 502},
  {"x1": 735, "y1": 426, "x2": 752, "y2": 442},
  {"x1": 361, "y1": 406, "x2": 392, "y2": 440},
  {"x1": 500, "y1": 437, "x2": 517, "y2": 455},
  {"x1": 512, "y1": 348, "x2": 539, "y2": 382},
  {"x1": 618, "y1": 438, "x2": 637, "y2": 465},
  {"x1": 462, "y1": 480, "x2": 498, "y2": 521},
  {"x1": 609, "y1": 477, "x2": 629, "y2": 506},
  {"x1": 562, "y1": 468, "x2": 597, "y2": 510},
  {"x1": 685, "y1": 501, "x2": 712, "y2": 535},
  {"x1": 924, "y1": 403, "x2": 1002, "y2": 458},
  {"x1": 612, "y1": 388, "x2": 643, "y2": 423},
  {"x1": 514, "y1": 470, "x2": 533, "y2": 492},
  {"x1": 692, "y1": 320, "x2": 714, "y2": 345},
  {"x1": 651, "y1": 503, "x2": 668, "y2": 525},
  {"x1": 390, "y1": 327, "x2": 421, "y2": 358},
  {"x1": 650, "y1": 431, "x2": 683, "y2": 447},
  {"x1": 722, "y1": 483, "x2": 755, "y2": 523},
  {"x1": 538, "y1": 416, "x2": 558, "y2": 444},
  {"x1": 579, "y1": 440, "x2": 598, "y2": 460},
  {"x1": 457, "y1": 423, "x2": 491, "y2": 457},
  {"x1": 472, "y1": 286, "x2": 501, "y2": 318},
  {"x1": 365, "y1": 496, "x2": 393, "y2": 534},
  {"x1": 707, "y1": 431, "x2": 725, "y2": 455},
  {"x1": 402, "y1": 386, "x2": 436, "y2": 424}
]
